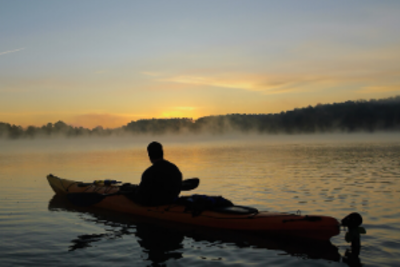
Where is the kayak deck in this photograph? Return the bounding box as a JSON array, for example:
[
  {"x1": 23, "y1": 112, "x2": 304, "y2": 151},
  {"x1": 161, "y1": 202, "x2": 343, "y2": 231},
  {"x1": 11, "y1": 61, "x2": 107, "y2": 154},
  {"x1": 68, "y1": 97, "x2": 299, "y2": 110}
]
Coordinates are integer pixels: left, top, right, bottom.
[{"x1": 47, "y1": 174, "x2": 340, "y2": 241}]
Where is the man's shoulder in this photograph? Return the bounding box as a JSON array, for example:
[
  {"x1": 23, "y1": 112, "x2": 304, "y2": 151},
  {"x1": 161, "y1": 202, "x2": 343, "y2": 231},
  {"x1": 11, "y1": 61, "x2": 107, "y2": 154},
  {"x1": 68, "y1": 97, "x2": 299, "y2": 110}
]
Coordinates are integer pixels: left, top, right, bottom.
[
  {"x1": 161, "y1": 159, "x2": 176, "y2": 166},
  {"x1": 158, "y1": 159, "x2": 181, "y2": 172},
  {"x1": 142, "y1": 164, "x2": 154, "y2": 177}
]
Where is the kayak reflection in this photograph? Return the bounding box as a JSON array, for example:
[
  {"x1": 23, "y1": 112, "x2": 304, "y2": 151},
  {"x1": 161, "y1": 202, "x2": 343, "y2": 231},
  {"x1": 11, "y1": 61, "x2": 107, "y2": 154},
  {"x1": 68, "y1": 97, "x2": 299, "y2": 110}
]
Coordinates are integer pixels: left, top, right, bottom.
[
  {"x1": 49, "y1": 195, "x2": 184, "y2": 264},
  {"x1": 48, "y1": 195, "x2": 342, "y2": 264},
  {"x1": 136, "y1": 223, "x2": 184, "y2": 263}
]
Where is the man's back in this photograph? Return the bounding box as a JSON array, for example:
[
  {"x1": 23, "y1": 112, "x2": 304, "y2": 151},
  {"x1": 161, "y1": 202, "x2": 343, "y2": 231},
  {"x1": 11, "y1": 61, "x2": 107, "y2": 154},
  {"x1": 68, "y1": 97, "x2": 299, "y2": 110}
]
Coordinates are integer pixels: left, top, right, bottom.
[{"x1": 137, "y1": 159, "x2": 182, "y2": 206}]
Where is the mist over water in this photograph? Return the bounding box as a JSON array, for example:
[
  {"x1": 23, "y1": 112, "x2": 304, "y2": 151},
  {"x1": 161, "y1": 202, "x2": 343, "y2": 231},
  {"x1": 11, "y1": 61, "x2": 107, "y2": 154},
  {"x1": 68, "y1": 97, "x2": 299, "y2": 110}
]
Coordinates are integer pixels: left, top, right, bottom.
[
  {"x1": 1, "y1": 132, "x2": 399, "y2": 154},
  {"x1": 1, "y1": 133, "x2": 400, "y2": 266}
]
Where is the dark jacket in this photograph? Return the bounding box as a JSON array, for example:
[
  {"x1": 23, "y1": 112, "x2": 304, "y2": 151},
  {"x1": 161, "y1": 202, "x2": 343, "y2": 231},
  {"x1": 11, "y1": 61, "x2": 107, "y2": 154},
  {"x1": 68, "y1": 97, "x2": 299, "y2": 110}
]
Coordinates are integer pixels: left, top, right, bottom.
[{"x1": 136, "y1": 159, "x2": 182, "y2": 206}]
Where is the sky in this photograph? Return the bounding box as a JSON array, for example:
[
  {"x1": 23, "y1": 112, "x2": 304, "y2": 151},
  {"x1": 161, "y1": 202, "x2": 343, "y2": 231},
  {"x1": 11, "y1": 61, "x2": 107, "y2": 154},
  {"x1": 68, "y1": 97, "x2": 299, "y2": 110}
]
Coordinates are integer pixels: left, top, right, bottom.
[{"x1": 1, "y1": 0, "x2": 400, "y2": 129}]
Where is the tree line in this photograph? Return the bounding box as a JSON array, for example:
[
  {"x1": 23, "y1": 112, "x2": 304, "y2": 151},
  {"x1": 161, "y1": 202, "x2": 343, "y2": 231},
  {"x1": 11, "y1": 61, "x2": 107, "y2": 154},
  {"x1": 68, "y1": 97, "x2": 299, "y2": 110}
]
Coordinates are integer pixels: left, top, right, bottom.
[{"x1": 1, "y1": 96, "x2": 399, "y2": 139}]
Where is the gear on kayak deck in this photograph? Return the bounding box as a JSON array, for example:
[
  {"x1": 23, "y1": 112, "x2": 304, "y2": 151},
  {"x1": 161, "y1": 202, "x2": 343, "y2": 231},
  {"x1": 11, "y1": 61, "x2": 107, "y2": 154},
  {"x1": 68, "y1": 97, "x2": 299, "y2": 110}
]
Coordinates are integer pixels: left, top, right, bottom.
[{"x1": 175, "y1": 194, "x2": 258, "y2": 217}]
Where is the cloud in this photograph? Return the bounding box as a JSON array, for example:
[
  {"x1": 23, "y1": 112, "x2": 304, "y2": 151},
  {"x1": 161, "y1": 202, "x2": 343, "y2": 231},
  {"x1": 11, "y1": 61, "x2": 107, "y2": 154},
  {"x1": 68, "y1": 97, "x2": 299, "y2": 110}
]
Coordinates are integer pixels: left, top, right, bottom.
[
  {"x1": 0, "y1": 48, "x2": 25, "y2": 56},
  {"x1": 161, "y1": 73, "x2": 334, "y2": 94},
  {"x1": 144, "y1": 43, "x2": 400, "y2": 95},
  {"x1": 145, "y1": 41, "x2": 400, "y2": 95},
  {"x1": 164, "y1": 75, "x2": 255, "y2": 90}
]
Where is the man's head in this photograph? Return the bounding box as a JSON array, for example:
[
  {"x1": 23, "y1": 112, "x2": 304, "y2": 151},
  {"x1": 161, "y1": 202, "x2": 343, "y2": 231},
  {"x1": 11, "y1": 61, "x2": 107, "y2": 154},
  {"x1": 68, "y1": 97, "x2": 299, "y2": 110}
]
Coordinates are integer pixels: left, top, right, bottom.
[{"x1": 147, "y1": 141, "x2": 164, "y2": 162}]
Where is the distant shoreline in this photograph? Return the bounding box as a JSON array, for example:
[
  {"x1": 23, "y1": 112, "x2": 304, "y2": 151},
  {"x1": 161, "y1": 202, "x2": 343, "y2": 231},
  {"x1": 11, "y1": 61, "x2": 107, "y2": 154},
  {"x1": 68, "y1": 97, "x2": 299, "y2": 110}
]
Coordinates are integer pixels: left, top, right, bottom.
[{"x1": 1, "y1": 96, "x2": 399, "y2": 139}]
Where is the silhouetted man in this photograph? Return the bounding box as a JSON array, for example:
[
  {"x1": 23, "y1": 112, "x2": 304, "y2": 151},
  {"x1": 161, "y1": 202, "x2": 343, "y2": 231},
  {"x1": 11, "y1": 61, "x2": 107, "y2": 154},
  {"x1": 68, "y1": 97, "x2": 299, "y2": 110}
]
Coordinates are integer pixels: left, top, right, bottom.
[{"x1": 135, "y1": 142, "x2": 182, "y2": 206}]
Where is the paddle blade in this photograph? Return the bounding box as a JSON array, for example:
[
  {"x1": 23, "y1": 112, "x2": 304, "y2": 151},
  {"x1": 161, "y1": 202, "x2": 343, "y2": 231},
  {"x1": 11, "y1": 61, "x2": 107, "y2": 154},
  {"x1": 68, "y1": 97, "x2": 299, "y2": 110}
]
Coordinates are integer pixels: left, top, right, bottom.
[
  {"x1": 181, "y1": 178, "x2": 200, "y2": 191},
  {"x1": 67, "y1": 192, "x2": 106, "y2": 207}
]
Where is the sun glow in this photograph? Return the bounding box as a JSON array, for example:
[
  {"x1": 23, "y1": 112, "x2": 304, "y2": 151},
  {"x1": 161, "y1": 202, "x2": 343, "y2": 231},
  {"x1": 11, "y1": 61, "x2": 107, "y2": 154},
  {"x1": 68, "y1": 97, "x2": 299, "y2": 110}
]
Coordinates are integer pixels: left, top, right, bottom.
[{"x1": 160, "y1": 107, "x2": 198, "y2": 119}]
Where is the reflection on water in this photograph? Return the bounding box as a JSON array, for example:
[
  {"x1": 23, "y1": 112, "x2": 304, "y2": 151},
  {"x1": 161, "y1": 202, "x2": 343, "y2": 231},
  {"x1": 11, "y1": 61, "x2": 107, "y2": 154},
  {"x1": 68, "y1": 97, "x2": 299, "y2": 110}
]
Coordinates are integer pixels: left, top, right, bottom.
[
  {"x1": 1, "y1": 134, "x2": 399, "y2": 266},
  {"x1": 136, "y1": 224, "x2": 184, "y2": 264}
]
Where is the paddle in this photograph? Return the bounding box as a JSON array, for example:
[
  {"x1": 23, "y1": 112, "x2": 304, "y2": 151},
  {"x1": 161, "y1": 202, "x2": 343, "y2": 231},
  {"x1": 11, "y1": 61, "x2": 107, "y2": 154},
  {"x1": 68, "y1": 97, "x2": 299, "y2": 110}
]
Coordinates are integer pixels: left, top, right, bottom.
[
  {"x1": 67, "y1": 178, "x2": 200, "y2": 207},
  {"x1": 181, "y1": 178, "x2": 200, "y2": 191}
]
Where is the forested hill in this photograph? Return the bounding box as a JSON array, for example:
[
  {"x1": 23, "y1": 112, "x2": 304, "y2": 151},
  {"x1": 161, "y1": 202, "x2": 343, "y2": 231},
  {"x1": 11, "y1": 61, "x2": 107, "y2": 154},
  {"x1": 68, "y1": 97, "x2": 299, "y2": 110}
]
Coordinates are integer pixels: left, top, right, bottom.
[{"x1": 1, "y1": 96, "x2": 400, "y2": 139}]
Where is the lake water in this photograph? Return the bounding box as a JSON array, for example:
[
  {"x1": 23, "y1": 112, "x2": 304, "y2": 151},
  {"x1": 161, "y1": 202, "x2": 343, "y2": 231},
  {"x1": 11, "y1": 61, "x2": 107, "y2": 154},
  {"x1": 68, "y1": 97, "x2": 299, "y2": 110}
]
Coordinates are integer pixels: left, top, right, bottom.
[{"x1": 1, "y1": 133, "x2": 399, "y2": 267}]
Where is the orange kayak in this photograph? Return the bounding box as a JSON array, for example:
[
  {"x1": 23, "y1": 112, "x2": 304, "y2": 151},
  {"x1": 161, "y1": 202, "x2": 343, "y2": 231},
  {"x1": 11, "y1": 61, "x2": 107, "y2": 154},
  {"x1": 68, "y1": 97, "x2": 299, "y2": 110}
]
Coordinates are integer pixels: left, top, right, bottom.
[{"x1": 47, "y1": 174, "x2": 340, "y2": 241}]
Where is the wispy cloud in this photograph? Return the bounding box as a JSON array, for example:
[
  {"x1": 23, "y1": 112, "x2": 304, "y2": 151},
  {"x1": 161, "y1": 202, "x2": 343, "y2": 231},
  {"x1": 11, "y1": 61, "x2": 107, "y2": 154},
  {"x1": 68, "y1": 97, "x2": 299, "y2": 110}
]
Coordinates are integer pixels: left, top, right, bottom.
[
  {"x1": 0, "y1": 48, "x2": 25, "y2": 56},
  {"x1": 145, "y1": 59, "x2": 400, "y2": 95},
  {"x1": 140, "y1": 41, "x2": 400, "y2": 95},
  {"x1": 161, "y1": 73, "x2": 331, "y2": 94}
]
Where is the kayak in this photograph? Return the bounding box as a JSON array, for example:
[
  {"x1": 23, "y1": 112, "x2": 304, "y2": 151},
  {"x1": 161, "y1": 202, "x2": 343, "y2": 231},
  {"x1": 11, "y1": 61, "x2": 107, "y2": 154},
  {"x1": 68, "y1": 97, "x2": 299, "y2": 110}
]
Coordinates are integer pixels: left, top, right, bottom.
[
  {"x1": 47, "y1": 174, "x2": 340, "y2": 241},
  {"x1": 48, "y1": 195, "x2": 342, "y2": 262}
]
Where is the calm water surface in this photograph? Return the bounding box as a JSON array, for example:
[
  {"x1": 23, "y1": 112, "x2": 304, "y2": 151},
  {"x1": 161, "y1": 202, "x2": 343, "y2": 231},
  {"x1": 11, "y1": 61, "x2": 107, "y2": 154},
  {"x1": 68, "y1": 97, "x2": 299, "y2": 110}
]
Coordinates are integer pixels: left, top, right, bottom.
[{"x1": 1, "y1": 134, "x2": 399, "y2": 266}]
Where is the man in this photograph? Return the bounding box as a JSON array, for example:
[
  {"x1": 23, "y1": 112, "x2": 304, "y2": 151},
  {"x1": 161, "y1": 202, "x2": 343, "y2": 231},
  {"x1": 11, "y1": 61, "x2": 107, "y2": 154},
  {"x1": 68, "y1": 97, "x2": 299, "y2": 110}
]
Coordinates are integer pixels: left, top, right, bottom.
[{"x1": 135, "y1": 142, "x2": 183, "y2": 206}]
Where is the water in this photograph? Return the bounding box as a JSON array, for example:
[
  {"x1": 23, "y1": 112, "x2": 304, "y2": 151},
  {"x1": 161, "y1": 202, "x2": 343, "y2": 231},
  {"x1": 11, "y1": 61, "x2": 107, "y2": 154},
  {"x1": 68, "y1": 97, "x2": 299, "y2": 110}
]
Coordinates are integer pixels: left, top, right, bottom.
[{"x1": 1, "y1": 134, "x2": 399, "y2": 266}]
